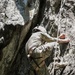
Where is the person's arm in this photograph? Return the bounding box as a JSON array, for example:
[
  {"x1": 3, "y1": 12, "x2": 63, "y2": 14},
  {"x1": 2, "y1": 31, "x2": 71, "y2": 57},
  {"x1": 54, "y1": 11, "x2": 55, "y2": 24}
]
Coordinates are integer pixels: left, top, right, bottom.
[
  {"x1": 41, "y1": 32, "x2": 58, "y2": 42},
  {"x1": 58, "y1": 38, "x2": 70, "y2": 43},
  {"x1": 41, "y1": 32, "x2": 70, "y2": 43}
]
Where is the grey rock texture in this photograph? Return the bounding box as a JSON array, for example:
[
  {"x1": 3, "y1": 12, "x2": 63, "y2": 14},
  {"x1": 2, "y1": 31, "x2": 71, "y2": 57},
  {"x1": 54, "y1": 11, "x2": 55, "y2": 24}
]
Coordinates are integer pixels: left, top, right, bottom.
[
  {"x1": 0, "y1": 0, "x2": 75, "y2": 75},
  {"x1": 37, "y1": 0, "x2": 75, "y2": 75},
  {"x1": 0, "y1": 0, "x2": 39, "y2": 26},
  {"x1": 0, "y1": 0, "x2": 24, "y2": 26},
  {"x1": 0, "y1": 0, "x2": 39, "y2": 75},
  {"x1": 5, "y1": 0, "x2": 24, "y2": 25}
]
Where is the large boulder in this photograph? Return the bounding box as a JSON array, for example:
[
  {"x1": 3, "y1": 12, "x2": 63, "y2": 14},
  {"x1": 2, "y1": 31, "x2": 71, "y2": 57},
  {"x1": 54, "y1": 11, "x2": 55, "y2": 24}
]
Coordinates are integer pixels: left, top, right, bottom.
[
  {"x1": 38, "y1": 0, "x2": 75, "y2": 75},
  {"x1": 0, "y1": 0, "x2": 75, "y2": 75},
  {"x1": 0, "y1": 0, "x2": 40, "y2": 75}
]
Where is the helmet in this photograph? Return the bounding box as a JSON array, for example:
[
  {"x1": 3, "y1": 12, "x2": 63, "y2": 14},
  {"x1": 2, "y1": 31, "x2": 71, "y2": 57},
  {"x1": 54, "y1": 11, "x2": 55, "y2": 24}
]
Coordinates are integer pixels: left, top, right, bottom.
[{"x1": 33, "y1": 26, "x2": 47, "y2": 33}]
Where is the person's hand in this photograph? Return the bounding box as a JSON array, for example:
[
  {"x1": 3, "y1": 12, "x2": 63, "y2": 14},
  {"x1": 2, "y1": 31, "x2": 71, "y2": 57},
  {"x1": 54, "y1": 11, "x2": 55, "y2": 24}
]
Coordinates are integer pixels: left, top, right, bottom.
[
  {"x1": 58, "y1": 38, "x2": 70, "y2": 43},
  {"x1": 58, "y1": 33, "x2": 70, "y2": 43},
  {"x1": 59, "y1": 33, "x2": 65, "y2": 39}
]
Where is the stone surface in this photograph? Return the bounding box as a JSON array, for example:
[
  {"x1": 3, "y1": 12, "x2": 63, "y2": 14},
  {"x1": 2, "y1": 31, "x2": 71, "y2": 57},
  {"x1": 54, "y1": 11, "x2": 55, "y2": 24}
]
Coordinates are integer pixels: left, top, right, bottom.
[
  {"x1": 0, "y1": 0, "x2": 39, "y2": 26},
  {"x1": 38, "y1": 0, "x2": 75, "y2": 75},
  {"x1": 0, "y1": 0, "x2": 75, "y2": 75},
  {"x1": 0, "y1": 0, "x2": 40, "y2": 75}
]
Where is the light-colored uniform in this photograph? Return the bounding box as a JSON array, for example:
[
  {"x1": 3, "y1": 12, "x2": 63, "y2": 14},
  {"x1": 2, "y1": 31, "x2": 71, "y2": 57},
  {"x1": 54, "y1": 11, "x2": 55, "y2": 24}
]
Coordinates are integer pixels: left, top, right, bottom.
[{"x1": 25, "y1": 32, "x2": 58, "y2": 75}]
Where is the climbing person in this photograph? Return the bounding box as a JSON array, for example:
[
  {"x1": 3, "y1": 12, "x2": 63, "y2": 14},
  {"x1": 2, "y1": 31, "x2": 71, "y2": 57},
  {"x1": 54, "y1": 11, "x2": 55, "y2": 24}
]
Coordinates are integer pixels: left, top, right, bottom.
[{"x1": 25, "y1": 26, "x2": 70, "y2": 75}]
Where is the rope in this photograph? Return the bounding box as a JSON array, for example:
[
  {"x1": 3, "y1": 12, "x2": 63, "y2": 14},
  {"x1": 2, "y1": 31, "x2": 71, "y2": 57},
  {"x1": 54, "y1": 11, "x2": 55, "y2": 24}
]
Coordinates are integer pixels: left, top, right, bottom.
[{"x1": 52, "y1": 0, "x2": 66, "y2": 74}]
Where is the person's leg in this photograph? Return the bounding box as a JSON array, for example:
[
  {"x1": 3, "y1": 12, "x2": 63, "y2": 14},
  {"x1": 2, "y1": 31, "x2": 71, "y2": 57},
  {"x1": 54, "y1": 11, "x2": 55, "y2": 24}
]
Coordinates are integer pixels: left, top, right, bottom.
[
  {"x1": 32, "y1": 42, "x2": 57, "y2": 62},
  {"x1": 36, "y1": 64, "x2": 50, "y2": 75}
]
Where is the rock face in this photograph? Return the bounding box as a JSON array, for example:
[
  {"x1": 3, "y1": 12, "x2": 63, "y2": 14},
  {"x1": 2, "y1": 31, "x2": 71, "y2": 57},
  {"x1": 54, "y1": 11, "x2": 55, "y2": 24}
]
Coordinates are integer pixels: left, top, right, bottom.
[
  {"x1": 37, "y1": 0, "x2": 75, "y2": 75},
  {"x1": 0, "y1": 0, "x2": 75, "y2": 75},
  {"x1": 0, "y1": 0, "x2": 39, "y2": 75},
  {"x1": 0, "y1": 0, "x2": 39, "y2": 26}
]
